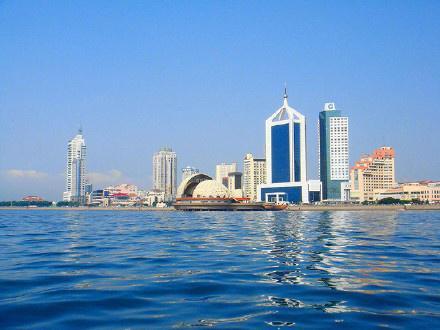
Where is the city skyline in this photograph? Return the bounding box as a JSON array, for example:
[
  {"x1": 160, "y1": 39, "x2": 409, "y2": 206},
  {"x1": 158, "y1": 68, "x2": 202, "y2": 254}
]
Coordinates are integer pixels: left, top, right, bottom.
[{"x1": 1, "y1": 1, "x2": 439, "y2": 200}]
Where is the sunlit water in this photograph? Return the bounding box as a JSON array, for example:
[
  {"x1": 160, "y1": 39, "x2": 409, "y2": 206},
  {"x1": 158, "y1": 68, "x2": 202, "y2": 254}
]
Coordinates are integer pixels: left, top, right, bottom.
[{"x1": 0, "y1": 210, "x2": 439, "y2": 329}]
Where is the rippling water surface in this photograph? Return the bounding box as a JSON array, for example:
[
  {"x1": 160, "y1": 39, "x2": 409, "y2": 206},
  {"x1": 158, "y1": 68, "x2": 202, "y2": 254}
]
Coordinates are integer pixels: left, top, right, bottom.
[{"x1": 0, "y1": 210, "x2": 439, "y2": 329}]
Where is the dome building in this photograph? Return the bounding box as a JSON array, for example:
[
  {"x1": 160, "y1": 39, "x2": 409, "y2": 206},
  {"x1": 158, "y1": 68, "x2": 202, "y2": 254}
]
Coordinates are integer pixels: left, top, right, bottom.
[
  {"x1": 177, "y1": 173, "x2": 213, "y2": 198},
  {"x1": 174, "y1": 172, "x2": 287, "y2": 211},
  {"x1": 192, "y1": 180, "x2": 231, "y2": 198}
]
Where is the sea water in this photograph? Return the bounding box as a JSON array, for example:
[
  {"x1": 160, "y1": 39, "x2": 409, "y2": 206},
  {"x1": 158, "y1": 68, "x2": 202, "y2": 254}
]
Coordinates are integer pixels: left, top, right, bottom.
[{"x1": 0, "y1": 210, "x2": 439, "y2": 329}]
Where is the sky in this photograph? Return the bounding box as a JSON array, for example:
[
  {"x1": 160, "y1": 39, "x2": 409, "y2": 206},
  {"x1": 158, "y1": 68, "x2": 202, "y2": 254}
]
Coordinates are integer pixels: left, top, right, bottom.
[{"x1": 0, "y1": 0, "x2": 439, "y2": 200}]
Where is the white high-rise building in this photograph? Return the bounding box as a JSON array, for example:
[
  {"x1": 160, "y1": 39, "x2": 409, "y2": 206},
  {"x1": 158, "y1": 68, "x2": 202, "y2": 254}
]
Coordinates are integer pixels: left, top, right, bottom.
[
  {"x1": 63, "y1": 128, "x2": 87, "y2": 203},
  {"x1": 243, "y1": 154, "x2": 266, "y2": 201},
  {"x1": 318, "y1": 102, "x2": 350, "y2": 200},
  {"x1": 153, "y1": 147, "x2": 177, "y2": 200},
  {"x1": 216, "y1": 162, "x2": 237, "y2": 187},
  {"x1": 181, "y1": 166, "x2": 199, "y2": 182},
  {"x1": 258, "y1": 88, "x2": 309, "y2": 203}
]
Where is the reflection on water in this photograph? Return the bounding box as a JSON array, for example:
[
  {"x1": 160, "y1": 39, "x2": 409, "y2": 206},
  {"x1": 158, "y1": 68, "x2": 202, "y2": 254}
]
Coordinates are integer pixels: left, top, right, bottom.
[
  {"x1": 0, "y1": 210, "x2": 439, "y2": 329},
  {"x1": 262, "y1": 212, "x2": 402, "y2": 292}
]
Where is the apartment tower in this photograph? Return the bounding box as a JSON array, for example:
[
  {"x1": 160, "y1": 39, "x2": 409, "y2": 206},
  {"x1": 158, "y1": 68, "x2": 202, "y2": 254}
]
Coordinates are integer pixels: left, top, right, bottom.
[
  {"x1": 63, "y1": 128, "x2": 87, "y2": 203},
  {"x1": 153, "y1": 147, "x2": 177, "y2": 200},
  {"x1": 243, "y1": 153, "x2": 266, "y2": 201}
]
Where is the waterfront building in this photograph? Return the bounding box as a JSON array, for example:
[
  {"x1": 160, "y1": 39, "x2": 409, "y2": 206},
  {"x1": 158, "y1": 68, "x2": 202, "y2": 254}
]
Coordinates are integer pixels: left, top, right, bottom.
[
  {"x1": 182, "y1": 166, "x2": 199, "y2": 182},
  {"x1": 142, "y1": 190, "x2": 167, "y2": 207},
  {"x1": 175, "y1": 173, "x2": 287, "y2": 211},
  {"x1": 318, "y1": 102, "x2": 349, "y2": 201},
  {"x1": 258, "y1": 89, "x2": 309, "y2": 203},
  {"x1": 216, "y1": 163, "x2": 237, "y2": 187},
  {"x1": 88, "y1": 189, "x2": 106, "y2": 206},
  {"x1": 308, "y1": 180, "x2": 323, "y2": 203},
  {"x1": 153, "y1": 147, "x2": 177, "y2": 200},
  {"x1": 373, "y1": 181, "x2": 440, "y2": 203},
  {"x1": 85, "y1": 184, "x2": 93, "y2": 195},
  {"x1": 228, "y1": 172, "x2": 243, "y2": 198},
  {"x1": 22, "y1": 196, "x2": 44, "y2": 202},
  {"x1": 243, "y1": 154, "x2": 266, "y2": 201},
  {"x1": 105, "y1": 184, "x2": 138, "y2": 198},
  {"x1": 350, "y1": 147, "x2": 396, "y2": 202},
  {"x1": 63, "y1": 128, "x2": 87, "y2": 203}
]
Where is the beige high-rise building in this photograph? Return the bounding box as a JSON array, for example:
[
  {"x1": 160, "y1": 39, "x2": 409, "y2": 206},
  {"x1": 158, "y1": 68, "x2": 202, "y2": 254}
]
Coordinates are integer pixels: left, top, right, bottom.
[
  {"x1": 243, "y1": 153, "x2": 266, "y2": 201},
  {"x1": 216, "y1": 162, "x2": 237, "y2": 187},
  {"x1": 227, "y1": 172, "x2": 243, "y2": 198},
  {"x1": 350, "y1": 146, "x2": 396, "y2": 202}
]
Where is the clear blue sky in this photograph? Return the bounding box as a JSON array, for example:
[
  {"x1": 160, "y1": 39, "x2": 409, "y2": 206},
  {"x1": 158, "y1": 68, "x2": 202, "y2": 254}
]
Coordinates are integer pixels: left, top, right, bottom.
[{"x1": 1, "y1": 0, "x2": 439, "y2": 200}]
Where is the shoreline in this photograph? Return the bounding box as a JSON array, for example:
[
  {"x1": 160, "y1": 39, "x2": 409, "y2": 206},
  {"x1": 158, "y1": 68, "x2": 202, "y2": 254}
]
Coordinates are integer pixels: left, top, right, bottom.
[{"x1": 0, "y1": 205, "x2": 439, "y2": 211}]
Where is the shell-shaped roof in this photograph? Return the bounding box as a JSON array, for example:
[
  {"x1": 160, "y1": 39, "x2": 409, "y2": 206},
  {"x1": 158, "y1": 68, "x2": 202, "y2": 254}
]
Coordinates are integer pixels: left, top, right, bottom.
[
  {"x1": 192, "y1": 180, "x2": 231, "y2": 198},
  {"x1": 177, "y1": 173, "x2": 212, "y2": 198}
]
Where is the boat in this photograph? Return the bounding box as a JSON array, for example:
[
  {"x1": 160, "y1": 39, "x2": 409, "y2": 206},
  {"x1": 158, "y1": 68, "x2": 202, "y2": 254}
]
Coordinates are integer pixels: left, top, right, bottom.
[
  {"x1": 263, "y1": 202, "x2": 288, "y2": 211},
  {"x1": 173, "y1": 197, "x2": 287, "y2": 211}
]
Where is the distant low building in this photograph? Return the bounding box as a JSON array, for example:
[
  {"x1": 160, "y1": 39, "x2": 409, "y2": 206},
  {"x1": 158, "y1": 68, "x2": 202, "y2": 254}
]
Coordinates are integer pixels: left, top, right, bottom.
[
  {"x1": 105, "y1": 184, "x2": 138, "y2": 198},
  {"x1": 85, "y1": 183, "x2": 93, "y2": 195},
  {"x1": 307, "y1": 180, "x2": 323, "y2": 203},
  {"x1": 87, "y1": 189, "x2": 110, "y2": 207},
  {"x1": 374, "y1": 181, "x2": 440, "y2": 203},
  {"x1": 143, "y1": 190, "x2": 167, "y2": 207},
  {"x1": 182, "y1": 166, "x2": 199, "y2": 182},
  {"x1": 216, "y1": 163, "x2": 237, "y2": 187},
  {"x1": 228, "y1": 172, "x2": 243, "y2": 198},
  {"x1": 22, "y1": 196, "x2": 44, "y2": 202}
]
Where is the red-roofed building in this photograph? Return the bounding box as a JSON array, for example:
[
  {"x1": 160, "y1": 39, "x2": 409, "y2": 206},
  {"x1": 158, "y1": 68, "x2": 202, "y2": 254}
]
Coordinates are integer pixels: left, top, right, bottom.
[{"x1": 350, "y1": 147, "x2": 396, "y2": 202}]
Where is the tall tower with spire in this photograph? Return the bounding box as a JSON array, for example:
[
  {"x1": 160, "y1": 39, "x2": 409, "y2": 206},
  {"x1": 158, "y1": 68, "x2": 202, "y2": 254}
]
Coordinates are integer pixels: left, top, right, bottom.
[
  {"x1": 63, "y1": 128, "x2": 87, "y2": 203},
  {"x1": 258, "y1": 88, "x2": 309, "y2": 203}
]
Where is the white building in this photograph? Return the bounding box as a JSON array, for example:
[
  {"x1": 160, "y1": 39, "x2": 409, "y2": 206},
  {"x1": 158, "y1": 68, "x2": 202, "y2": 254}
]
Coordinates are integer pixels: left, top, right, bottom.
[
  {"x1": 258, "y1": 88, "x2": 309, "y2": 203},
  {"x1": 227, "y1": 172, "x2": 243, "y2": 198},
  {"x1": 153, "y1": 147, "x2": 177, "y2": 200},
  {"x1": 105, "y1": 184, "x2": 138, "y2": 197},
  {"x1": 182, "y1": 166, "x2": 199, "y2": 182},
  {"x1": 216, "y1": 162, "x2": 237, "y2": 187},
  {"x1": 243, "y1": 153, "x2": 266, "y2": 201},
  {"x1": 63, "y1": 128, "x2": 87, "y2": 203},
  {"x1": 142, "y1": 190, "x2": 167, "y2": 207}
]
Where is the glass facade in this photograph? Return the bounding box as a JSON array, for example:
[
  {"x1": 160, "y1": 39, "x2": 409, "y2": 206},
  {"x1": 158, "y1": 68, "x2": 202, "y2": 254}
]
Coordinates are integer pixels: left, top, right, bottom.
[
  {"x1": 319, "y1": 109, "x2": 348, "y2": 200},
  {"x1": 271, "y1": 124, "x2": 290, "y2": 183},
  {"x1": 294, "y1": 122, "x2": 301, "y2": 182}
]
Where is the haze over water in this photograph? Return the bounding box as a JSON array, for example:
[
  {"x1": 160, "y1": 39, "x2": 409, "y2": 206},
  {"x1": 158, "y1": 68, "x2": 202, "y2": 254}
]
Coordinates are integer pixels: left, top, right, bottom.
[{"x1": 0, "y1": 210, "x2": 439, "y2": 329}]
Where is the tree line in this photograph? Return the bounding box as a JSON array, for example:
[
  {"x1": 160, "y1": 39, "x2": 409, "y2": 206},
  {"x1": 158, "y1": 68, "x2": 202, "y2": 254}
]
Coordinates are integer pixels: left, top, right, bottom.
[{"x1": 0, "y1": 201, "x2": 81, "y2": 207}]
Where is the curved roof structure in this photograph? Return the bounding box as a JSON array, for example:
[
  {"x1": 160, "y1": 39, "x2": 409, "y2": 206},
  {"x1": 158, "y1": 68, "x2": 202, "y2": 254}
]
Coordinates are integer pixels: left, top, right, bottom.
[
  {"x1": 192, "y1": 180, "x2": 231, "y2": 198},
  {"x1": 177, "y1": 173, "x2": 212, "y2": 198}
]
